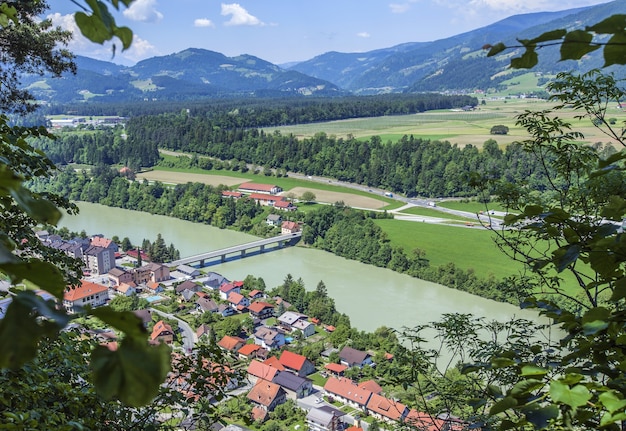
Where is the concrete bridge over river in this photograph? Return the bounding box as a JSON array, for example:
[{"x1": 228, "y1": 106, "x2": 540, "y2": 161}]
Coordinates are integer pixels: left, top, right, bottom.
[{"x1": 169, "y1": 232, "x2": 302, "y2": 268}]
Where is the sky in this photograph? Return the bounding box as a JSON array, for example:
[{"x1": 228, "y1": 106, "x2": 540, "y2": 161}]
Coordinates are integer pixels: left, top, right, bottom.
[{"x1": 48, "y1": 0, "x2": 612, "y2": 66}]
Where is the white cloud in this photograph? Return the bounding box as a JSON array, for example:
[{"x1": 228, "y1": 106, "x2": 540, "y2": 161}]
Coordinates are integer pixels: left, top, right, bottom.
[
  {"x1": 194, "y1": 18, "x2": 214, "y2": 28},
  {"x1": 221, "y1": 3, "x2": 264, "y2": 26},
  {"x1": 123, "y1": 0, "x2": 163, "y2": 23},
  {"x1": 357, "y1": 32, "x2": 371, "y2": 38},
  {"x1": 120, "y1": 35, "x2": 159, "y2": 63},
  {"x1": 390, "y1": 3, "x2": 411, "y2": 13}
]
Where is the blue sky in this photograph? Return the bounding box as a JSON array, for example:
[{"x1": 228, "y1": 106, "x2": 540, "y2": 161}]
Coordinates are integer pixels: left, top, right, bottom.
[{"x1": 49, "y1": 0, "x2": 611, "y2": 66}]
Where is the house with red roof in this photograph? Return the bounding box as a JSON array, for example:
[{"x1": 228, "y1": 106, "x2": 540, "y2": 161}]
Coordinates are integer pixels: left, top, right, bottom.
[
  {"x1": 238, "y1": 343, "x2": 262, "y2": 360},
  {"x1": 63, "y1": 280, "x2": 109, "y2": 314},
  {"x1": 404, "y1": 410, "x2": 444, "y2": 431},
  {"x1": 358, "y1": 380, "x2": 383, "y2": 395},
  {"x1": 248, "y1": 301, "x2": 275, "y2": 320},
  {"x1": 246, "y1": 359, "x2": 280, "y2": 385},
  {"x1": 323, "y1": 377, "x2": 373, "y2": 410},
  {"x1": 281, "y1": 221, "x2": 300, "y2": 235},
  {"x1": 263, "y1": 356, "x2": 285, "y2": 371},
  {"x1": 90, "y1": 235, "x2": 118, "y2": 252},
  {"x1": 219, "y1": 282, "x2": 241, "y2": 300},
  {"x1": 274, "y1": 200, "x2": 297, "y2": 211},
  {"x1": 248, "y1": 289, "x2": 265, "y2": 300},
  {"x1": 247, "y1": 380, "x2": 286, "y2": 419},
  {"x1": 150, "y1": 320, "x2": 174, "y2": 345},
  {"x1": 324, "y1": 363, "x2": 348, "y2": 376},
  {"x1": 227, "y1": 291, "x2": 250, "y2": 310},
  {"x1": 222, "y1": 190, "x2": 243, "y2": 199},
  {"x1": 217, "y1": 335, "x2": 246, "y2": 353},
  {"x1": 238, "y1": 182, "x2": 282, "y2": 195},
  {"x1": 249, "y1": 193, "x2": 286, "y2": 207},
  {"x1": 366, "y1": 392, "x2": 409, "y2": 424},
  {"x1": 278, "y1": 350, "x2": 316, "y2": 377}
]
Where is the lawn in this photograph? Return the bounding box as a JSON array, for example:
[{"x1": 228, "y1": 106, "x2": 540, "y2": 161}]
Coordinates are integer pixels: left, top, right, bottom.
[
  {"x1": 397, "y1": 206, "x2": 470, "y2": 221},
  {"x1": 436, "y1": 199, "x2": 509, "y2": 214},
  {"x1": 374, "y1": 219, "x2": 522, "y2": 279}
]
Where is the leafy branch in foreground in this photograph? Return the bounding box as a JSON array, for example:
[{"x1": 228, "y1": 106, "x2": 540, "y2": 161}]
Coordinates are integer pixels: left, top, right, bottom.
[{"x1": 484, "y1": 14, "x2": 626, "y2": 69}]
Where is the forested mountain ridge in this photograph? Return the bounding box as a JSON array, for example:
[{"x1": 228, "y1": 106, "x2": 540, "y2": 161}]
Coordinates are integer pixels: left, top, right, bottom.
[{"x1": 22, "y1": 1, "x2": 625, "y2": 104}]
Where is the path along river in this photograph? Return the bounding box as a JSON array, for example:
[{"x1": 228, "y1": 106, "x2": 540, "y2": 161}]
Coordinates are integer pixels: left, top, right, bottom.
[{"x1": 59, "y1": 202, "x2": 547, "y2": 334}]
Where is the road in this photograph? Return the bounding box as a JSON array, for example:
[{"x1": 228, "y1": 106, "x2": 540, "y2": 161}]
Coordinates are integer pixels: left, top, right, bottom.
[{"x1": 150, "y1": 308, "x2": 197, "y2": 353}]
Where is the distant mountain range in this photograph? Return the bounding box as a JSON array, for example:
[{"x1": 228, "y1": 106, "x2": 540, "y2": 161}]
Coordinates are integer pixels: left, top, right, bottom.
[{"x1": 24, "y1": 0, "x2": 625, "y2": 105}]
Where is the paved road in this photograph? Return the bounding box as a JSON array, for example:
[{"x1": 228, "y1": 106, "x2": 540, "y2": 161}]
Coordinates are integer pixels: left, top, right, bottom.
[{"x1": 150, "y1": 308, "x2": 197, "y2": 353}]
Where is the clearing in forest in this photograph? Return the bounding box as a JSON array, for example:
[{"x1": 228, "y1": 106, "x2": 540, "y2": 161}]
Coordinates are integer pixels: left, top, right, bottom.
[{"x1": 288, "y1": 187, "x2": 386, "y2": 209}]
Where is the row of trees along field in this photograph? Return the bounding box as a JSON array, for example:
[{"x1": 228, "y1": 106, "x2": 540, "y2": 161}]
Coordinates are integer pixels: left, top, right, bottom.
[{"x1": 43, "y1": 93, "x2": 478, "y2": 126}]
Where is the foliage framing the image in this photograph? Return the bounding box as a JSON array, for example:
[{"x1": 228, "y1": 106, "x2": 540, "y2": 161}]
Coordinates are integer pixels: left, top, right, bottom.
[{"x1": 0, "y1": 0, "x2": 172, "y2": 408}]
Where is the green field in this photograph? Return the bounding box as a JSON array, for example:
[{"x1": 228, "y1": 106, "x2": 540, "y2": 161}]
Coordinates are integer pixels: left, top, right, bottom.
[
  {"x1": 437, "y1": 200, "x2": 509, "y2": 214},
  {"x1": 397, "y1": 206, "x2": 469, "y2": 221},
  {"x1": 374, "y1": 219, "x2": 520, "y2": 279}
]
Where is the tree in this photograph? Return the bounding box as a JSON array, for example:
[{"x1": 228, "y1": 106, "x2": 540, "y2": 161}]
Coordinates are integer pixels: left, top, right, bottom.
[
  {"x1": 463, "y1": 69, "x2": 626, "y2": 430},
  {"x1": 300, "y1": 190, "x2": 317, "y2": 202},
  {"x1": 489, "y1": 125, "x2": 509, "y2": 135}
]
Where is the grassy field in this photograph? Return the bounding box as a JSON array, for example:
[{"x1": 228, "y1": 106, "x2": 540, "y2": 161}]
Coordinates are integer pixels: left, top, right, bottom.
[
  {"x1": 396, "y1": 206, "x2": 469, "y2": 221},
  {"x1": 437, "y1": 199, "x2": 509, "y2": 214},
  {"x1": 374, "y1": 219, "x2": 520, "y2": 279}
]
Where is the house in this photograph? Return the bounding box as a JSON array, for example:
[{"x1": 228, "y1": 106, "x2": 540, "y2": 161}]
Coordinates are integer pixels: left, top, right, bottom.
[
  {"x1": 246, "y1": 359, "x2": 280, "y2": 385},
  {"x1": 219, "y1": 282, "x2": 242, "y2": 300},
  {"x1": 108, "y1": 267, "x2": 133, "y2": 286},
  {"x1": 292, "y1": 319, "x2": 315, "y2": 338},
  {"x1": 404, "y1": 410, "x2": 444, "y2": 431},
  {"x1": 176, "y1": 264, "x2": 201, "y2": 278},
  {"x1": 218, "y1": 304, "x2": 235, "y2": 317},
  {"x1": 90, "y1": 235, "x2": 119, "y2": 253},
  {"x1": 253, "y1": 326, "x2": 286, "y2": 351},
  {"x1": 323, "y1": 377, "x2": 372, "y2": 410},
  {"x1": 263, "y1": 356, "x2": 285, "y2": 372},
  {"x1": 248, "y1": 301, "x2": 275, "y2": 320},
  {"x1": 366, "y1": 392, "x2": 409, "y2": 423},
  {"x1": 281, "y1": 221, "x2": 300, "y2": 235},
  {"x1": 278, "y1": 350, "x2": 316, "y2": 377},
  {"x1": 248, "y1": 289, "x2": 265, "y2": 300},
  {"x1": 324, "y1": 363, "x2": 347, "y2": 377},
  {"x1": 63, "y1": 280, "x2": 109, "y2": 314},
  {"x1": 238, "y1": 343, "x2": 262, "y2": 360},
  {"x1": 83, "y1": 245, "x2": 115, "y2": 275},
  {"x1": 222, "y1": 190, "x2": 243, "y2": 199},
  {"x1": 339, "y1": 346, "x2": 373, "y2": 368},
  {"x1": 196, "y1": 323, "x2": 212, "y2": 339},
  {"x1": 150, "y1": 320, "x2": 174, "y2": 345},
  {"x1": 272, "y1": 371, "x2": 313, "y2": 399},
  {"x1": 196, "y1": 297, "x2": 219, "y2": 313},
  {"x1": 59, "y1": 241, "x2": 85, "y2": 259},
  {"x1": 175, "y1": 280, "x2": 202, "y2": 294},
  {"x1": 246, "y1": 380, "x2": 286, "y2": 413},
  {"x1": 358, "y1": 380, "x2": 383, "y2": 395},
  {"x1": 249, "y1": 193, "x2": 285, "y2": 207},
  {"x1": 217, "y1": 335, "x2": 246, "y2": 353},
  {"x1": 277, "y1": 311, "x2": 307, "y2": 328},
  {"x1": 144, "y1": 281, "x2": 164, "y2": 294},
  {"x1": 227, "y1": 291, "x2": 250, "y2": 310},
  {"x1": 204, "y1": 272, "x2": 229, "y2": 290},
  {"x1": 274, "y1": 200, "x2": 297, "y2": 211},
  {"x1": 116, "y1": 282, "x2": 136, "y2": 297},
  {"x1": 238, "y1": 182, "x2": 282, "y2": 195},
  {"x1": 306, "y1": 405, "x2": 346, "y2": 431},
  {"x1": 134, "y1": 262, "x2": 170, "y2": 284},
  {"x1": 266, "y1": 214, "x2": 282, "y2": 226}
]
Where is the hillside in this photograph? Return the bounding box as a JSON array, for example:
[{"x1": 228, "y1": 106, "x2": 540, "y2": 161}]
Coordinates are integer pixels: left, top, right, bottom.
[{"x1": 22, "y1": 1, "x2": 626, "y2": 104}]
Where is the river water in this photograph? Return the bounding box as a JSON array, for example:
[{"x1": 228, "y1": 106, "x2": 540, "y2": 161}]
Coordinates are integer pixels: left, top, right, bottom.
[{"x1": 59, "y1": 202, "x2": 544, "y2": 333}]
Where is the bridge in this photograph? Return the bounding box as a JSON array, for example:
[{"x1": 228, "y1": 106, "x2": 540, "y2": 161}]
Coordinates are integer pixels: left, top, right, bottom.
[{"x1": 169, "y1": 232, "x2": 302, "y2": 268}]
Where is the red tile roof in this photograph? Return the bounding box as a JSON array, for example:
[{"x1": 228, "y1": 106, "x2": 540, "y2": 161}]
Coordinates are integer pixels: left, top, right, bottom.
[
  {"x1": 358, "y1": 380, "x2": 383, "y2": 394},
  {"x1": 238, "y1": 343, "x2": 261, "y2": 356},
  {"x1": 405, "y1": 410, "x2": 443, "y2": 431},
  {"x1": 323, "y1": 377, "x2": 372, "y2": 407},
  {"x1": 247, "y1": 359, "x2": 279, "y2": 381},
  {"x1": 250, "y1": 193, "x2": 284, "y2": 201},
  {"x1": 64, "y1": 280, "x2": 108, "y2": 302},
  {"x1": 366, "y1": 392, "x2": 407, "y2": 421},
  {"x1": 279, "y1": 350, "x2": 308, "y2": 372},
  {"x1": 247, "y1": 380, "x2": 283, "y2": 408},
  {"x1": 222, "y1": 191, "x2": 243, "y2": 198},
  {"x1": 263, "y1": 356, "x2": 286, "y2": 371},
  {"x1": 324, "y1": 363, "x2": 348, "y2": 373},
  {"x1": 91, "y1": 236, "x2": 114, "y2": 248},
  {"x1": 150, "y1": 320, "x2": 173, "y2": 341},
  {"x1": 227, "y1": 291, "x2": 245, "y2": 304},
  {"x1": 248, "y1": 301, "x2": 274, "y2": 314},
  {"x1": 217, "y1": 335, "x2": 245, "y2": 351},
  {"x1": 239, "y1": 182, "x2": 277, "y2": 192}
]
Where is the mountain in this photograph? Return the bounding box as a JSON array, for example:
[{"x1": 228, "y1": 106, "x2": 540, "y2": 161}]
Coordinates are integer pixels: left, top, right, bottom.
[{"x1": 24, "y1": 1, "x2": 626, "y2": 104}]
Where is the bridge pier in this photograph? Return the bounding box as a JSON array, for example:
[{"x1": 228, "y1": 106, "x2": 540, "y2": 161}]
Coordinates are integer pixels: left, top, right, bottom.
[
  {"x1": 221, "y1": 254, "x2": 225, "y2": 262},
  {"x1": 200, "y1": 259, "x2": 205, "y2": 267},
  {"x1": 241, "y1": 250, "x2": 246, "y2": 258},
  {"x1": 260, "y1": 244, "x2": 265, "y2": 252}
]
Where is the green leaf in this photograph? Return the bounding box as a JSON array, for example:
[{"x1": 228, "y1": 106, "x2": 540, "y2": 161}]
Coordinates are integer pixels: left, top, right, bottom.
[
  {"x1": 524, "y1": 205, "x2": 544, "y2": 217},
  {"x1": 75, "y1": 12, "x2": 110, "y2": 44},
  {"x1": 550, "y1": 381, "x2": 592, "y2": 408},
  {"x1": 113, "y1": 26, "x2": 133, "y2": 50},
  {"x1": 610, "y1": 277, "x2": 626, "y2": 301},
  {"x1": 520, "y1": 365, "x2": 548, "y2": 377},
  {"x1": 560, "y1": 30, "x2": 599, "y2": 61},
  {"x1": 552, "y1": 244, "x2": 580, "y2": 273},
  {"x1": 490, "y1": 396, "x2": 517, "y2": 415},
  {"x1": 1, "y1": 261, "x2": 66, "y2": 299},
  {"x1": 603, "y1": 33, "x2": 626, "y2": 67},
  {"x1": 523, "y1": 405, "x2": 560, "y2": 429},
  {"x1": 487, "y1": 43, "x2": 506, "y2": 57},
  {"x1": 510, "y1": 378, "x2": 544, "y2": 397},
  {"x1": 91, "y1": 338, "x2": 171, "y2": 406},
  {"x1": 91, "y1": 307, "x2": 147, "y2": 339},
  {"x1": 531, "y1": 29, "x2": 567, "y2": 44},
  {"x1": 491, "y1": 357, "x2": 516, "y2": 368},
  {"x1": 510, "y1": 48, "x2": 538, "y2": 69},
  {"x1": 599, "y1": 390, "x2": 626, "y2": 413},
  {"x1": 0, "y1": 292, "x2": 57, "y2": 368},
  {"x1": 586, "y1": 14, "x2": 626, "y2": 34}
]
